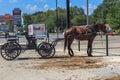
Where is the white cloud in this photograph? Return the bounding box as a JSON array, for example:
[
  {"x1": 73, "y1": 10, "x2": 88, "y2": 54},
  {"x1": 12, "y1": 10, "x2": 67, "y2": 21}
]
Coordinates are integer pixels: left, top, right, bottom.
[
  {"x1": 26, "y1": 4, "x2": 41, "y2": 12},
  {"x1": 70, "y1": 3, "x2": 72, "y2": 7},
  {"x1": 82, "y1": 5, "x2": 86, "y2": 10},
  {"x1": 9, "y1": 0, "x2": 17, "y2": 3},
  {"x1": 44, "y1": 4, "x2": 49, "y2": 11},
  {"x1": 89, "y1": 4, "x2": 97, "y2": 9},
  {"x1": 50, "y1": 8, "x2": 55, "y2": 10},
  {"x1": 82, "y1": 4, "x2": 97, "y2": 15},
  {"x1": 58, "y1": 4, "x2": 61, "y2": 7}
]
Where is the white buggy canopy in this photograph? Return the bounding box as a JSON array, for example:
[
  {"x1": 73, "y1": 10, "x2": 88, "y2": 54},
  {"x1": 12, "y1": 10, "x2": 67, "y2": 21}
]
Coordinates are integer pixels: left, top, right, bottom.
[{"x1": 28, "y1": 24, "x2": 48, "y2": 39}]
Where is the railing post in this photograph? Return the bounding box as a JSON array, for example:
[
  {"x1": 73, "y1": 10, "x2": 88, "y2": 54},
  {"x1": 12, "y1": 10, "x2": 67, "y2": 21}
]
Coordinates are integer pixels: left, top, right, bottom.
[
  {"x1": 106, "y1": 33, "x2": 109, "y2": 56},
  {"x1": 78, "y1": 40, "x2": 80, "y2": 51}
]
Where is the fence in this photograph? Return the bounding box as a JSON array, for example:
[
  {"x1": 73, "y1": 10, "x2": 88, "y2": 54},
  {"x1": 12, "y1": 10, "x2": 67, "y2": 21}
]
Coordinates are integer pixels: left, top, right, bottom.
[{"x1": 77, "y1": 34, "x2": 120, "y2": 56}]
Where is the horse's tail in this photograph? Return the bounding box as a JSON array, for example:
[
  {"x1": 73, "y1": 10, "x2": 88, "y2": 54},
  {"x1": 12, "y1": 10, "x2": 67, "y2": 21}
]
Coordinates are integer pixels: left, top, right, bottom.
[{"x1": 64, "y1": 36, "x2": 67, "y2": 53}]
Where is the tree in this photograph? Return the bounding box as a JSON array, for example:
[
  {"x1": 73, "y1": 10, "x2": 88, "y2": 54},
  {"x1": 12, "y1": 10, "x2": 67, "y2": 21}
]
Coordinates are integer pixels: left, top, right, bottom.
[
  {"x1": 70, "y1": 6, "x2": 86, "y2": 26},
  {"x1": 106, "y1": 1, "x2": 120, "y2": 29},
  {"x1": 90, "y1": 0, "x2": 120, "y2": 30},
  {"x1": 71, "y1": 15, "x2": 86, "y2": 26},
  {"x1": 22, "y1": 6, "x2": 86, "y2": 32},
  {"x1": 6, "y1": 21, "x2": 13, "y2": 31},
  {"x1": 23, "y1": 13, "x2": 33, "y2": 26}
]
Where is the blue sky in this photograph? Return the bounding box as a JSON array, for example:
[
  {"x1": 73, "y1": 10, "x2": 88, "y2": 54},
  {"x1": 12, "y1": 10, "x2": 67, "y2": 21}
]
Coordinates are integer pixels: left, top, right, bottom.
[{"x1": 0, "y1": 0, "x2": 103, "y2": 15}]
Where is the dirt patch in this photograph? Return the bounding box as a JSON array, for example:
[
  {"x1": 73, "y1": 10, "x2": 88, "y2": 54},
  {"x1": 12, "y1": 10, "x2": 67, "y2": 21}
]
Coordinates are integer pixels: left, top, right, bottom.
[
  {"x1": 105, "y1": 75, "x2": 120, "y2": 80},
  {"x1": 27, "y1": 56, "x2": 106, "y2": 70}
]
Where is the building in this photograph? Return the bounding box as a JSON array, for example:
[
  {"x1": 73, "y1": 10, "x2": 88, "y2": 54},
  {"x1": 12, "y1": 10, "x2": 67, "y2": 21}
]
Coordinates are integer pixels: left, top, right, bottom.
[
  {"x1": 0, "y1": 14, "x2": 13, "y2": 22},
  {"x1": 13, "y1": 8, "x2": 22, "y2": 27},
  {"x1": 0, "y1": 8, "x2": 22, "y2": 31}
]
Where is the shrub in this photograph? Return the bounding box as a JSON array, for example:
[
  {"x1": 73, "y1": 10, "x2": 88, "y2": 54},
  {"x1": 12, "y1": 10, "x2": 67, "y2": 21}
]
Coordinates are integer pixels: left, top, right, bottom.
[{"x1": 117, "y1": 29, "x2": 120, "y2": 34}]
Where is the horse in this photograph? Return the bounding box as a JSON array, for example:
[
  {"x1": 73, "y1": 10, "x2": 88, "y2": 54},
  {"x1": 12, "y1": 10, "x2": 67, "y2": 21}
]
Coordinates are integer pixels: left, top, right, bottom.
[{"x1": 64, "y1": 23, "x2": 107, "y2": 57}]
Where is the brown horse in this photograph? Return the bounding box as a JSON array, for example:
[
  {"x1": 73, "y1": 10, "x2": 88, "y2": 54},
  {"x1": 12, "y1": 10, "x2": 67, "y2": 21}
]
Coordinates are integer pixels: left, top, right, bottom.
[{"x1": 64, "y1": 23, "x2": 107, "y2": 57}]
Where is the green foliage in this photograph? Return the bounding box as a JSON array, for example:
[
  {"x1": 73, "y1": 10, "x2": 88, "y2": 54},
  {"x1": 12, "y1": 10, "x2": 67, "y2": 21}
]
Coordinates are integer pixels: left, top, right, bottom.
[
  {"x1": 117, "y1": 29, "x2": 120, "y2": 34},
  {"x1": 22, "y1": 6, "x2": 86, "y2": 32},
  {"x1": 6, "y1": 21, "x2": 13, "y2": 31},
  {"x1": 71, "y1": 15, "x2": 86, "y2": 26},
  {"x1": 71, "y1": 6, "x2": 86, "y2": 26},
  {"x1": 22, "y1": 13, "x2": 33, "y2": 26},
  {"x1": 90, "y1": 0, "x2": 120, "y2": 30}
]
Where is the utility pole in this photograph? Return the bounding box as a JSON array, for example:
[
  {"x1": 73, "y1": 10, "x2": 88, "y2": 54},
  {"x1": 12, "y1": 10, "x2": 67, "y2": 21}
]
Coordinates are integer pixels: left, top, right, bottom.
[
  {"x1": 56, "y1": 0, "x2": 59, "y2": 38},
  {"x1": 66, "y1": 0, "x2": 70, "y2": 28},
  {"x1": 86, "y1": 0, "x2": 89, "y2": 25}
]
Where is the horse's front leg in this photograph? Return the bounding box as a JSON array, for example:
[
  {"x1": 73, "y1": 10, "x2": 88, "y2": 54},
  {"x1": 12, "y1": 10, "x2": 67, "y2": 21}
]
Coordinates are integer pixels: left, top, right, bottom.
[{"x1": 87, "y1": 40, "x2": 93, "y2": 57}]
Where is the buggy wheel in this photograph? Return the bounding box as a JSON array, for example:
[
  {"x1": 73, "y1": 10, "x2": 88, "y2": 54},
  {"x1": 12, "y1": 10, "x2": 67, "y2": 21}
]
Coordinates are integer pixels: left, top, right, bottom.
[
  {"x1": 1, "y1": 42, "x2": 22, "y2": 60},
  {"x1": 37, "y1": 42, "x2": 55, "y2": 58}
]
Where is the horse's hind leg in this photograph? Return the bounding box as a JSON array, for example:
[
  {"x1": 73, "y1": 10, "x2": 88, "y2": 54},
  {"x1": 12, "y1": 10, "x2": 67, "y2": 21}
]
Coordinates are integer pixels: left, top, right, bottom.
[
  {"x1": 87, "y1": 40, "x2": 93, "y2": 57},
  {"x1": 67, "y1": 38, "x2": 74, "y2": 57},
  {"x1": 68, "y1": 48, "x2": 74, "y2": 57}
]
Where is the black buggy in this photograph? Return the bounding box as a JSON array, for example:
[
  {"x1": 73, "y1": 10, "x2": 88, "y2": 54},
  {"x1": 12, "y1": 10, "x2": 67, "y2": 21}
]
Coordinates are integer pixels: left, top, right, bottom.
[{"x1": 1, "y1": 30, "x2": 56, "y2": 60}]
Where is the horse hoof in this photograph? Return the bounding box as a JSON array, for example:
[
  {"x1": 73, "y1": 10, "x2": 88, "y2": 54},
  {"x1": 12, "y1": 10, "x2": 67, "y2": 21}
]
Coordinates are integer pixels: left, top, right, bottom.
[
  {"x1": 88, "y1": 54, "x2": 93, "y2": 57},
  {"x1": 69, "y1": 50, "x2": 74, "y2": 57},
  {"x1": 69, "y1": 54, "x2": 74, "y2": 57}
]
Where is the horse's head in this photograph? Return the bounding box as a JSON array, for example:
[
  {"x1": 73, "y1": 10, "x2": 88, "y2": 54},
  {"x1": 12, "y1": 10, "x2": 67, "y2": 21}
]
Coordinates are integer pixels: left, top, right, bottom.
[{"x1": 95, "y1": 23, "x2": 107, "y2": 33}]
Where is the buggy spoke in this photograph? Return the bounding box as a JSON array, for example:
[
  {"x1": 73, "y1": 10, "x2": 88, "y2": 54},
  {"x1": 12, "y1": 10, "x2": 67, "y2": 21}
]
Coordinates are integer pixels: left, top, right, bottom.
[
  {"x1": 1, "y1": 42, "x2": 21, "y2": 60},
  {"x1": 37, "y1": 42, "x2": 55, "y2": 58}
]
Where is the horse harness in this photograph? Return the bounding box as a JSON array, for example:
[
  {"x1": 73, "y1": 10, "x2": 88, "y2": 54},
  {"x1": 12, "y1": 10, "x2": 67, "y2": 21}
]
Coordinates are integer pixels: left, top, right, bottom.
[
  {"x1": 82, "y1": 25, "x2": 97, "y2": 35},
  {"x1": 67, "y1": 25, "x2": 97, "y2": 38}
]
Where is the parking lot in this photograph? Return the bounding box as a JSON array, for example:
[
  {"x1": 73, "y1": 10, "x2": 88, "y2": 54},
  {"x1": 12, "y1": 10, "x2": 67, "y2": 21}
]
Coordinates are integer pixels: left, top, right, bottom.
[{"x1": 0, "y1": 34, "x2": 120, "y2": 80}]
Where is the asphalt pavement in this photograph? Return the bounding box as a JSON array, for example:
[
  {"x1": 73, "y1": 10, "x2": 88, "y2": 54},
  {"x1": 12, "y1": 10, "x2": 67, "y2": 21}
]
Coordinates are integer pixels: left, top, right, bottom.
[{"x1": 0, "y1": 34, "x2": 120, "y2": 56}]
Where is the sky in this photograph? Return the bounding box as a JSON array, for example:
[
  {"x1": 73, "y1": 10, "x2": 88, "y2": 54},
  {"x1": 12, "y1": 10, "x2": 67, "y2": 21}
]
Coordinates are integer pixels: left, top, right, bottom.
[{"x1": 0, "y1": 0, "x2": 103, "y2": 15}]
